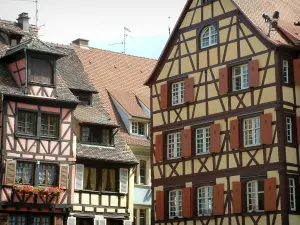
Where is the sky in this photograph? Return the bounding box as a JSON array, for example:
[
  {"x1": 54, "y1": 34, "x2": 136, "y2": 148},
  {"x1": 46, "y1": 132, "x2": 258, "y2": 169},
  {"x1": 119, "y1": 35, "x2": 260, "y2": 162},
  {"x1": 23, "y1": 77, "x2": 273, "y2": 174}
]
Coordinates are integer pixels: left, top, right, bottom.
[{"x1": 0, "y1": 0, "x2": 186, "y2": 59}]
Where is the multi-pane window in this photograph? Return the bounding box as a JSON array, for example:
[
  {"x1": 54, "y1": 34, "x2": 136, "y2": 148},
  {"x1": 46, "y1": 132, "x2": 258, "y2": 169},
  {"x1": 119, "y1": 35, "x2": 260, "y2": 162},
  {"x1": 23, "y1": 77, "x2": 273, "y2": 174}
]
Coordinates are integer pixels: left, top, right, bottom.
[
  {"x1": 30, "y1": 58, "x2": 53, "y2": 85},
  {"x1": 232, "y1": 64, "x2": 249, "y2": 91},
  {"x1": 33, "y1": 216, "x2": 50, "y2": 225},
  {"x1": 196, "y1": 127, "x2": 210, "y2": 155},
  {"x1": 201, "y1": 25, "x2": 217, "y2": 48},
  {"x1": 140, "y1": 160, "x2": 146, "y2": 184},
  {"x1": 286, "y1": 117, "x2": 293, "y2": 143},
  {"x1": 37, "y1": 164, "x2": 56, "y2": 186},
  {"x1": 167, "y1": 133, "x2": 181, "y2": 159},
  {"x1": 17, "y1": 111, "x2": 37, "y2": 135},
  {"x1": 169, "y1": 190, "x2": 182, "y2": 218},
  {"x1": 81, "y1": 126, "x2": 112, "y2": 146},
  {"x1": 41, "y1": 114, "x2": 59, "y2": 138},
  {"x1": 172, "y1": 82, "x2": 184, "y2": 106},
  {"x1": 243, "y1": 117, "x2": 260, "y2": 147},
  {"x1": 140, "y1": 209, "x2": 146, "y2": 225},
  {"x1": 289, "y1": 178, "x2": 296, "y2": 211},
  {"x1": 9, "y1": 216, "x2": 26, "y2": 225},
  {"x1": 246, "y1": 180, "x2": 264, "y2": 212},
  {"x1": 197, "y1": 186, "x2": 213, "y2": 216},
  {"x1": 132, "y1": 122, "x2": 146, "y2": 136},
  {"x1": 16, "y1": 162, "x2": 33, "y2": 185},
  {"x1": 283, "y1": 60, "x2": 289, "y2": 84}
]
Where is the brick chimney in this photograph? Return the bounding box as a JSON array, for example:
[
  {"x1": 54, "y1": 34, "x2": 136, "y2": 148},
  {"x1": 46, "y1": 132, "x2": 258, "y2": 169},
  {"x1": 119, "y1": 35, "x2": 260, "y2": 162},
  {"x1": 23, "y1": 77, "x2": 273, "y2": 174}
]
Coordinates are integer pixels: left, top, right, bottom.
[
  {"x1": 72, "y1": 38, "x2": 89, "y2": 47},
  {"x1": 17, "y1": 12, "x2": 30, "y2": 32}
]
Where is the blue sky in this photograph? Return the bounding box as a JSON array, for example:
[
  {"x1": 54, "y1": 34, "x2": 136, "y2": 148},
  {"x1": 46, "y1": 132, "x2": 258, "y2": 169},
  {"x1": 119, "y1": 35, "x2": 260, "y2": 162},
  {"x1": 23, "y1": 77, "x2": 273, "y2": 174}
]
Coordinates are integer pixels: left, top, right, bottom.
[{"x1": 0, "y1": 0, "x2": 186, "y2": 59}]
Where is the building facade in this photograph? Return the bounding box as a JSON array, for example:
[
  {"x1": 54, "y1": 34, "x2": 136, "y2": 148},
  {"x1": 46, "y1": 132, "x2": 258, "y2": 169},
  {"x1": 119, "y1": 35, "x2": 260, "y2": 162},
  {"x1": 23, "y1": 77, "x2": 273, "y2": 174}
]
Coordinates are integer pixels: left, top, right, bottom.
[{"x1": 145, "y1": 1, "x2": 300, "y2": 225}]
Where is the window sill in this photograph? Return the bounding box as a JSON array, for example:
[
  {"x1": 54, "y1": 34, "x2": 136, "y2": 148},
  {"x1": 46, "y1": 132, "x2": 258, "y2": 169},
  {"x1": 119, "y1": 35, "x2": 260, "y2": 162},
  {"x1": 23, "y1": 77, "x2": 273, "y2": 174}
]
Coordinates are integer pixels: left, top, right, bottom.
[
  {"x1": 168, "y1": 102, "x2": 188, "y2": 111},
  {"x1": 286, "y1": 142, "x2": 298, "y2": 148},
  {"x1": 283, "y1": 83, "x2": 294, "y2": 88},
  {"x1": 15, "y1": 134, "x2": 59, "y2": 141},
  {"x1": 134, "y1": 184, "x2": 151, "y2": 188},
  {"x1": 81, "y1": 142, "x2": 115, "y2": 148},
  {"x1": 28, "y1": 82, "x2": 55, "y2": 88},
  {"x1": 241, "y1": 144, "x2": 263, "y2": 151},
  {"x1": 227, "y1": 88, "x2": 251, "y2": 96}
]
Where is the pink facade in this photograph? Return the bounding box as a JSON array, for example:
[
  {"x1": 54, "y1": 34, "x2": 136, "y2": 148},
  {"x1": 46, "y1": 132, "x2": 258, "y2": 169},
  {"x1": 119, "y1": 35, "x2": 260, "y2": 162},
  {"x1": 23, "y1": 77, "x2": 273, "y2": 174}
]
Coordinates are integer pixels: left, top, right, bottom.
[{"x1": 28, "y1": 85, "x2": 56, "y2": 98}]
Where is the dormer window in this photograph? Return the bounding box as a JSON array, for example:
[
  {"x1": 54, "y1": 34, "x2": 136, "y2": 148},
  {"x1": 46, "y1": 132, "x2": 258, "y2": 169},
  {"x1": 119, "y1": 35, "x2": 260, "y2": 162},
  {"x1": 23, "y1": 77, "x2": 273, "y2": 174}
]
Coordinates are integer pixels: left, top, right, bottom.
[
  {"x1": 81, "y1": 125, "x2": 113, "y2": 146},
  {"x1": 29, "y1": 58, "x2": 54, "y2": 85},
  {"x1": 131, "y1": 121, "x2": 147, "y2": 136}
]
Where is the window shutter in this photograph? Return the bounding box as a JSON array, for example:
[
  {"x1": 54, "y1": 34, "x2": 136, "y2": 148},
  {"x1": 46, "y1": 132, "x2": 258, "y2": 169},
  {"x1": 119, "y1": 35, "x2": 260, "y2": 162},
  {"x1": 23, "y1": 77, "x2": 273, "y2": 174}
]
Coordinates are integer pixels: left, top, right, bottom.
[
  {"x1": 119, "y1": 168, "x2": 129, "y2": 194},
  {"x1": 156, "y1": 191, "x2": 164, "y2": 220},
  {"x1": 59, "y1": 164, "x2": 69, "y2": 189},
  {"x1": 182, "y1": 187, "x2": 193, "y2": 218},
  {"x1": 155, "y1": 134, "x2": 164, "y2": 161},
  {"x1": 160, "y1": 83, "x2": 168, "y2": 109},
  {"x1": 232, "y1": 182, "x2": 242, "y2": 214},
  {"x1": 54, "y1": 216, "x2": 64, "y2": 225},
  {"x1": 260, "y1": 113, "x2": 272, "y2": 145},
  {"x1": 5, "y1": 160, "x2": 16, "y2": 186},
  {"x1": 123, "y1": 221, "x2": 132, "y2": 225},
  {"x1": 184, "y1": 77, "x2": 194, "y2": 103},
  {"x1": 0, "y1": 214, "x2": 8, "y2": 225},
  {"x1": 249, "y1": 60, "x2": 259, "y2": 87},
  {"x1": 264, "y1": 177, "x2": 277, "y2": 211},
  {"x1": 75, "y1": 164, "x2": 84, "y2": 190},
  {"x1": 230, "y1": 120, "x2": 240, "y2": 149},
  {"x1": 293, "y1": 58, "x2": 300, "y2": 85},
  {"x1": 213, "y1": 184, "x2": 224, "y2": 215},
  {"x1": 210, "y1": 124, "x2": 221, "y2": 153},
  {"x1": 296, "y1": 117, "x2": 300, "y2": 143},
  {"x1": 67, "y1": 217, "x2": 76, "y2": 225},
  {"x1": 219, "y1": 67, "x2": 229, "y2": 94},
  {"x1": 181, "y1": 129, "x2": 192, "y2": 157}
]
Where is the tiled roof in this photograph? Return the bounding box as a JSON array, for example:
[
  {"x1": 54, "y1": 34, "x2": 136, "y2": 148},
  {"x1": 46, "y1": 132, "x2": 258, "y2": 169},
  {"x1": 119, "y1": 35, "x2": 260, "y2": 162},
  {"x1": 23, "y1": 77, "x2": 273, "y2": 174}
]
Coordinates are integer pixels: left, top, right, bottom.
[
  {"x1": 74, "y1": 45, "x2": 155, "y2": 147},
  {"x1": 0, "y1": 19, "x2": 31, "y2": 36}
]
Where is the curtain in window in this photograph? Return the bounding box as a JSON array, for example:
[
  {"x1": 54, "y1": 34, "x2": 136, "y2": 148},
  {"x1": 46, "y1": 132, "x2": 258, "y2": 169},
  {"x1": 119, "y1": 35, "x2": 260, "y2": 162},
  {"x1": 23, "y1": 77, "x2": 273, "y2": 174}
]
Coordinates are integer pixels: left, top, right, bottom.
[
  {"x1": 83, "y1": 167, "x2": 89, "y2": 189},
  {"x1": 90, "y1": 168, "x2": 97, "y2": 190},
  {"x1": 102, "y1": 169, "x2": 108, "y2": 191},
  {"x1": 24, "y1": 164, "x2": 33, "y2": 184},
  {"x1": 47, "y1": 165, "x2": 55, "y2": 185},
  {"x1": 30, "y1": 58, "x2": 53, "y2": 84},
  {"x1": 16, "y1": 164, "x2": 23, "y2": 183},
  {"x1": 109, "y1": 169, "x2": 116, "y2": 192},
  {"x1": 38, "y1": 165, "x2": 46, "y2": 185}
]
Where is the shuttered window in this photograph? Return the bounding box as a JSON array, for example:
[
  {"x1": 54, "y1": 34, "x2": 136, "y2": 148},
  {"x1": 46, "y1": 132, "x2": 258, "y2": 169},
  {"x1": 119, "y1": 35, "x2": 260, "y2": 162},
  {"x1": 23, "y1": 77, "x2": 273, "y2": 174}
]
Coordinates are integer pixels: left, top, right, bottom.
[
  {"x1": 246, "y1": 180, "x2": 264, "y2": 212},
  {"x1": 286, "y1": 117, "x2": 293, "y2": 143},
  {"x1": 16, "y1": 162, "x2": 34, "y2": 185},
  {"x1": 167, "y1": 132, "x2": 181, "y2": 159},
  {"x1": 197, "y1": 186, "x2": 213, "y2": 216},
  {"x1": 289, "y1": 178, "x2": 296, "y2": 211},
  {"x1": 196, "y1": 127, "x2": 210, "y2": 155},
  {"x1": 172, "y1": 81, "x2": 184, "y2": 106},
  {"x1": 169, "y1": 190, "x2": 182, "y2": 218},
  {"x1": 38, "y1": 164, "x2": 56, "y2": 186},
  {"x1": 243, "y1": 117, "x2": 260, "y2": 147},
  {"x1": 232, "y1": 64, "x2": 249, "y2": 91}
]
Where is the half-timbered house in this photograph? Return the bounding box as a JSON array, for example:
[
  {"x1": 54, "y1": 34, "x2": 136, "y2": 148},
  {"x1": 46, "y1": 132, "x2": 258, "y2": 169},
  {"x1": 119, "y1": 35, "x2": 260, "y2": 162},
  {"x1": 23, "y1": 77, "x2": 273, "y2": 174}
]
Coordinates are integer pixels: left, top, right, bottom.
[
  {"x1": 145, "y1": 1, "x2": 300, "y2": 225},
  {"x1": 0, "y1": 14, "x2": 78, "y2": 225}
]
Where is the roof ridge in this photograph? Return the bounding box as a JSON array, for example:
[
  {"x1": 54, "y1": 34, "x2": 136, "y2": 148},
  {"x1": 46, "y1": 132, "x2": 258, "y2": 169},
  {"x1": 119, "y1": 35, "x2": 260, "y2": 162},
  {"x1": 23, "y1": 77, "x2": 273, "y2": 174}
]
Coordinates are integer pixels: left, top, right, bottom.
[{"x1": 45, "y1": 41, "x2": 74, "y2": 49}]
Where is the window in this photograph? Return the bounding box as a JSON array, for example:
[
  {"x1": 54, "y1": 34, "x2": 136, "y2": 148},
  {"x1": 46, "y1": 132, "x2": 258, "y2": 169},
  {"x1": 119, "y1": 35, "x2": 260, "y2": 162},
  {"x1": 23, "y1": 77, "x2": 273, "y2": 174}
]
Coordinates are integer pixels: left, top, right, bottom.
[
  {"x1": 37, "y1": 164, "x2": 56, "y2": 186},
  {"x1": 286, "y1": 117, "x2": 293, "y2": 143},
  {"x1": 132, "y1": 122, "x2": 146, "y2": 136},
  {"x1": 169, "y1": 190, "x2": 182, "y2": 218},
  {"x1": 140, "y1": 209, "x2": 146, "y2": 225},
  {"x1": 9, "y1": 216, "x2": 26, "y2": 225},
  {"x1": 232, "y1": 64, "x2": 249, "y2": 91},
  {"x1": 172, "y1": 81, "x2": 184, "y2": 106},
  {"x1": 246, "y1": 180, "x2": 264, "y2": 212},
  {"x1": 197, "y1": 186, "x2": 213, "y2": 216},
  {"x1": 41, "y1": 114, "x2": 59, "y2": 138},
  {"x1": 76, "y1": 95, "x2": 92, "y2": 106},
  {"x1": 16, "y1": 162, "x2": 33, "y2": 185},
  {"x1": 289, "y1": 178, "x2": 296, "y2": 211},
  {"x1": 33, "y1": 216, "x2": 50, "y2": 225},
  {"x1": 283, "y1": 60, "x2": 289, "y2": 84},
  {"x1": 30, "y1": 58, "x2": 53, "y2": 85},
  {"x1": 243, "y1": 117, "x2": 260, "y2": 147},
  {"x1": 81, "y1": 126, "x2": 112, "y2": 146},
  {"x1": 17, "y1": 111, "x2": 37, "y2": 136},
  {"x1": 83, "y1": 167, "x2": 117, "y2": 192},
  {"x1": 167, "y1": 133, "x2": 181, "y2": 159},
  {"x1": 140, "y1": 160, "x2": 146, "y2": 185},
  {"x1": 196, "y1": 127, "x2": 210, "y2": 155},
  {"x1": 201, "y1": 25, "x2": 217, "y2": 49}
]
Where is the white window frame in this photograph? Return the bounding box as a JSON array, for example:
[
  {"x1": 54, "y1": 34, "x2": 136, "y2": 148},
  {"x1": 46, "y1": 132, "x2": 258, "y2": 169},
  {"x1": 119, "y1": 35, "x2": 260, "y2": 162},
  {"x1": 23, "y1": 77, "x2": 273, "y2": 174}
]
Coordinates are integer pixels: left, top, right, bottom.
[
  {"x1": 286, "y1": 117, "x2": 293, "y2": 144},
  {"x1": 196, "y1": 127, "x2": 210, "y2": 155},
  {"x1": 167, "y1": 133, "x2": 181, "y2": 159},
  {"x1": 169, "y1": 189, "x2": 182, "y2": 218},
  {"x1": 232, "y1": 64, "x2": 249, "y2": 91},
  {"x1": 197, "y1": 186, "x2": 213, "y2": 216},
  {"x1": 283, "y1": 60, "x2": 289, "y2": 84},
  {"x1": 201, "y1": 25, "x2": 218, "y2": 49},
  {"x1": 243, "y1": 117, "x2": 261, "y2": 147},
  {"x1": 246, "y1": 180, "x2": 264, "y2": 212},
  {"x1": 289, "y1": 178, "x2": 296, "y2": 211},
  {"x1": 171, "y1": 81, "x2": 184, "y2": 106},
  {"x1": 131, "y1": 121, "x2": 147, "y2": 137}
]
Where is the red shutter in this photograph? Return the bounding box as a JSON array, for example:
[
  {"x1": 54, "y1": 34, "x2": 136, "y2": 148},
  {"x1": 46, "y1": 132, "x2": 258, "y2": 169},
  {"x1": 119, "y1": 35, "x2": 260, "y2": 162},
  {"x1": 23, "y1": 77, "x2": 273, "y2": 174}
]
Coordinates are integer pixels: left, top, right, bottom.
[
  {"x1": 182, "y1": 187, "x2": 193, "y2": 218},
  {"x1": 297, "y1": 117, "x2": 300, "y2": 143},
  {"x1": 160, "y1": 84, "x2": 168, "y2": 109},
  {"x1": 232, "y1": 182, "x2": 242, "y2": 214},
  {"x1": 249, "y1": 60, "x2": 259, "y2": 87},
  {"x1": 264, "y1": 177, "x2": 277, "y2": 211},
  {"x1": 293, "y1": 58, "x2": 300, "y2": 85},
  {"x1": 210, "y1": 124, "x2": 221, "y2": 153},
  {"x1": 219, "y1": 68, "x2": 229, "y2": 94},
  {"x1": 155, "y1": 135, "x2": 163, "y2": 161},
  {"x1": 181, "y1": 129, "x2": 192, "y2": 157},
  {"x1": 230, "y1": 120, "x2": 240, "y2": 149},
  {"x1": 213, "y1": 184, "x2": 224, "y2": 215},
  {"x1": 260, "y1": 113, "x2": 272, "y2": 145},
  {"x1": 184, "y1": 78, "x2": 194, "y2": 103},
  {"x1": 156, "y1": 191, "x2": 165, "y2": 220}
]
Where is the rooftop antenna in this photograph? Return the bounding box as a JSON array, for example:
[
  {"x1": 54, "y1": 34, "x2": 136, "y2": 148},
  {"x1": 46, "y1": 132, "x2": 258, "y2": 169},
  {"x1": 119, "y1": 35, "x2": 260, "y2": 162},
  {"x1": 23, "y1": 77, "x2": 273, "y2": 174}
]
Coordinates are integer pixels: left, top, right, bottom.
[
  {"x1": 262, "y1": 11, "x2": 280, "y2": 37},
  {"x1": 13, "y1": 0, "x2": 39, "y2": 27},
  {"x1": 168, "y1": 17, "x2": 171, "y2": 36},
  {"x1": 124, "y1": 27, "x2": 131, "y2": 54}
]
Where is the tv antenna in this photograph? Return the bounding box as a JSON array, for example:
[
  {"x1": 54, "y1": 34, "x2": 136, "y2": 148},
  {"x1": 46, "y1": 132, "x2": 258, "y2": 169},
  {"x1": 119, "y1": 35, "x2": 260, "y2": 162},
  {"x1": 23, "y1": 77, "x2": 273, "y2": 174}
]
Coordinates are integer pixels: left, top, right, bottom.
[
  {"x1": 168, "y1": 17, "x2": 171, "y2": 36},
  {"x1": 262, "y1": 11, "x2": 280, "y2": 37},
  {"x1": 109, "y1": 27, "x2": 132, "y2": 54},
  {"x1": 13, "y1": 0, "x2": 39, "y2": 27}
]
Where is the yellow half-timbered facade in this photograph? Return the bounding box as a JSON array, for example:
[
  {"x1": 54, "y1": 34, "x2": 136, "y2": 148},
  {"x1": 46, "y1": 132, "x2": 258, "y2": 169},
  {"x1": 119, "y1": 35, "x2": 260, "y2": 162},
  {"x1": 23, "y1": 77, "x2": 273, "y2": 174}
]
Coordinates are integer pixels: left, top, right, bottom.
[{"x1": 146, "y1": 0, "x2": 300, "y2": 225}]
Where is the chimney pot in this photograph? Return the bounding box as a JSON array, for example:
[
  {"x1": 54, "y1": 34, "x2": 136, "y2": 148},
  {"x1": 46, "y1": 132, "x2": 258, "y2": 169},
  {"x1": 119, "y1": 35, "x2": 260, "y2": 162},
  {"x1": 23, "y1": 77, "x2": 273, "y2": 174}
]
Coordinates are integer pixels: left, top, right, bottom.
[
  {"x1": 17, "y1": 12, "x2": 30, "y2": 32},
  {"x1": 72, "y1": 38, "x2": 89, "y2": 48}
]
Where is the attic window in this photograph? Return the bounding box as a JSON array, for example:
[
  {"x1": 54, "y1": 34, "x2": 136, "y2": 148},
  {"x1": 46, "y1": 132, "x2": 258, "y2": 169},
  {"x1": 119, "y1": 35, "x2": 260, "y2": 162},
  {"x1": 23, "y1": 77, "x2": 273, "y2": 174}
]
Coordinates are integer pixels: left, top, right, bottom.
[
  {"x1": 81, "y1": 126, "x2": 113, "y2": 146},
  {"x1": 29, "y1": 58, "x2": 54, "y2": 85},
  {"x1": 131, "y1": 121, "x2": 147, "y2": 137},
  {"x1": 201, "y1": 25, "x2": 218, "y2": 49}
]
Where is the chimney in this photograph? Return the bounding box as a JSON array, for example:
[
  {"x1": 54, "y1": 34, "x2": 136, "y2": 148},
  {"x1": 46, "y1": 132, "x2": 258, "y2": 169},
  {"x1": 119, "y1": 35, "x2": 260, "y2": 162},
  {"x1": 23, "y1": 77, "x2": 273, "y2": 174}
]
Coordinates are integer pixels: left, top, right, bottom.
[
  {"x1": 72, "y1": 38, "x2": 89, "y2": 47},
  {"x1": 17, "y1": 12, "x2": 30, "y2": 32}
]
